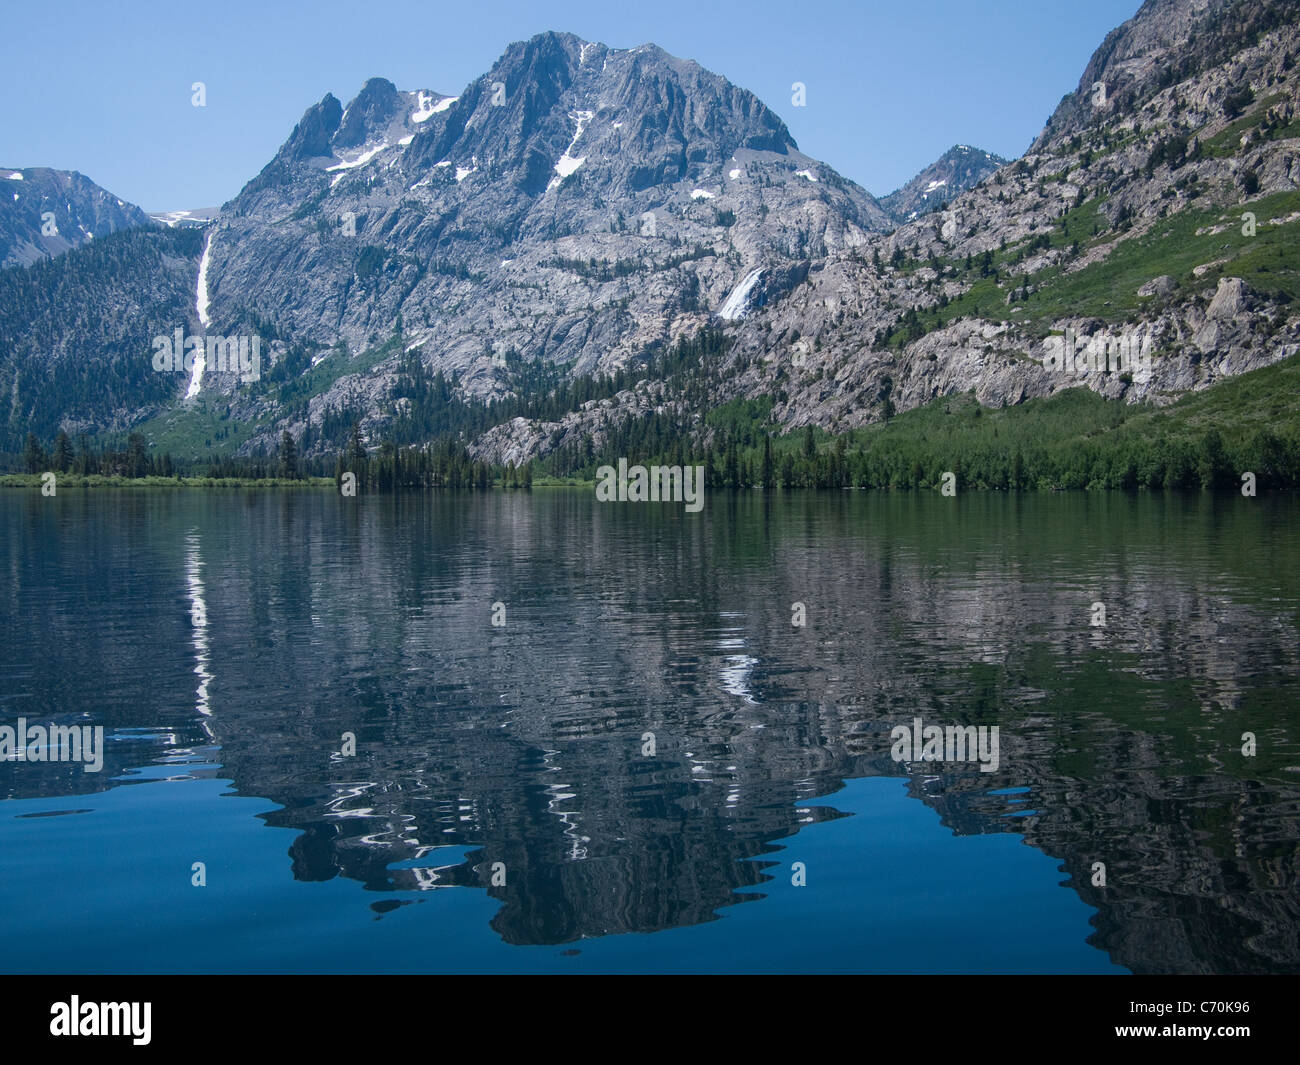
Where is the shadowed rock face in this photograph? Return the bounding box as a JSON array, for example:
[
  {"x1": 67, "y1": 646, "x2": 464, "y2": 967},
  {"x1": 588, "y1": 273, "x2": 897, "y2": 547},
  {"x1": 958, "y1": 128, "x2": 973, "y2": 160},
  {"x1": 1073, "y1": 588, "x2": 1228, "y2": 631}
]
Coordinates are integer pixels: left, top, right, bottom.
[
  {"x1": 0, "y1": 167, "x2": 153, "y2": 269},
  {"x1": 334, "y1": 79, "x2": 404, "y2": 151}
]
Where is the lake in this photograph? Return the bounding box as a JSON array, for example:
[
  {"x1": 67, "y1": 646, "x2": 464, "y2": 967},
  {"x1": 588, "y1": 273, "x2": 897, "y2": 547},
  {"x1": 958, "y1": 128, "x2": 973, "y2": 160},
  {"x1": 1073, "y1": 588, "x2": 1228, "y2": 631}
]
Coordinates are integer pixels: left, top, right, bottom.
[{"x1": 1, "y1": 487, "x2": 1297, "y2": 973}]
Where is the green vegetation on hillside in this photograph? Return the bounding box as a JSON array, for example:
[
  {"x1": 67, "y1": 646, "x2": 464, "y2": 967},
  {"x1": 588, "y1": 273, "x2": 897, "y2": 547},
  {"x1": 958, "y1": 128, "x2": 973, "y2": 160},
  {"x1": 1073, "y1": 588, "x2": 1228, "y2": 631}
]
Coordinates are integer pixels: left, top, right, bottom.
[{"x1": 540, "y1": 352, "x2": 1300, "y2": 493}]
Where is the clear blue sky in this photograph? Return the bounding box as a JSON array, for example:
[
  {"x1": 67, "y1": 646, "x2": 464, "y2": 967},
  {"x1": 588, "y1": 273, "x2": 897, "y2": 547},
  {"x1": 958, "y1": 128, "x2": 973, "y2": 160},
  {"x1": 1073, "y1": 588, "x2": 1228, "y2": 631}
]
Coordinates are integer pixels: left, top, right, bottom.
[{"x1": 0, "y1": 0, "x2": 1141, "y2": 211}]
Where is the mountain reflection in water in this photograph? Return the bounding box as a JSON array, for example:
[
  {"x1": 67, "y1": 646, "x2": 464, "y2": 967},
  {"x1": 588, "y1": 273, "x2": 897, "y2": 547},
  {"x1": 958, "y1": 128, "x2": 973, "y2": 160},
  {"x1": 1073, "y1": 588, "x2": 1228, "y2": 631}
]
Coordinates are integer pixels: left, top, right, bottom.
[{"x1": 1, "y1": 489, "x2": 1297, "y2": 973}]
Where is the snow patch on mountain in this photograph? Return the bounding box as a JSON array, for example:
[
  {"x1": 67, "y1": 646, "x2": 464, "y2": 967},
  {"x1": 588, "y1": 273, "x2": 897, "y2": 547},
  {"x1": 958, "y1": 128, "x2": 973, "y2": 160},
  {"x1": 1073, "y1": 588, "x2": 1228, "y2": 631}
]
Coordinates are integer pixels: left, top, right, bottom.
[
  {"x1": 187, "y1": 233, "x2": 214, "y2": 400},
  {"x1": 411, "y1": 92, "x2": 456, "y2": 122},
  {"x1": 718, "y1": 268, "x2": 763, "y2": 320},
  {"x1": 151, "y1": 208, "x2": 218, "y2": 228},
  {"x1": 547, "y1": 110, "x2": 594, "y2": 190},
  {"x1": 327, "y1": 142, "x2": 389, "y2": 173}
]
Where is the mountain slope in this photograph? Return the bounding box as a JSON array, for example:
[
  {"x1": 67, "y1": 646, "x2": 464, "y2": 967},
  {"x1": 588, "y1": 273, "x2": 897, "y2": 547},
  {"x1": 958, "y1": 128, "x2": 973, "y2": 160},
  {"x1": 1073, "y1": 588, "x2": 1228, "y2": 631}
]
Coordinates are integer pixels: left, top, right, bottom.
[
  {"x1": 0, "y1": 167, "x2": 153, "y2": 269},
  {"x1": 463, "y1": 0, "x2": 1300, "y2": 469},
  {"x1": 702, "y1": 0, "x2": 1300, "y2": 435},
  {"x1": 1, "y1": 31, "x2": 892, "y2": 457},
  {"x1": 0, "y1": 225, "x2": 205, "y2": 448}
]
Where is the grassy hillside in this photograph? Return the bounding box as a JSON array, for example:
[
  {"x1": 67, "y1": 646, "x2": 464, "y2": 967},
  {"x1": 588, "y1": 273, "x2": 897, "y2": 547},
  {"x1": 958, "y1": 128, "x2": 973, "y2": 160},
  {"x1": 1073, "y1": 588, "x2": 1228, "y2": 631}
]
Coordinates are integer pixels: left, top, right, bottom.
[{"x1": 673, "y1": 353, "x2": 1300, "y2": 491}]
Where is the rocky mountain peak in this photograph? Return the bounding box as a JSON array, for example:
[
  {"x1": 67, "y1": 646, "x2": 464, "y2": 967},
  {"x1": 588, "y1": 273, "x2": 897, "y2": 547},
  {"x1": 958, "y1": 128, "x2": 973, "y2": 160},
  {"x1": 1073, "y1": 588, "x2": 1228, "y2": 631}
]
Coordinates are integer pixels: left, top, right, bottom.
[
  {"x1": 879, "y1": 144, "x2": 1009, "y2": 223},
  {"x1": 407, "y1": 31, "x2": 799, "y2": 196},
  {"x1": 335, "y1": 78, "x2": 403, "y2": 149},
  {"x1": 6, "y1": 6, "x2": 1294, "y2": 466},
  {"x1": 285, "y1": 94, "x2": 345, "y2": 161},
  {"x1": 1033, "y1": 0, "x2": 1287, "y2": 149},
  {"x1": 0, "y1": 167, "x2": 153, "y2": 269}
]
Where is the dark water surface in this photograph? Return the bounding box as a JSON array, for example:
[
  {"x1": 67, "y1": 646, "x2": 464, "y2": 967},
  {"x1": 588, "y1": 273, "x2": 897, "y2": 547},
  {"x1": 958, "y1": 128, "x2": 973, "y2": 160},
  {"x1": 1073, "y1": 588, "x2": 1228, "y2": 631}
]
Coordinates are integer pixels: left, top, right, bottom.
[{"x1": 2, "y1": 488, "x2": 1298, "y2": 973}]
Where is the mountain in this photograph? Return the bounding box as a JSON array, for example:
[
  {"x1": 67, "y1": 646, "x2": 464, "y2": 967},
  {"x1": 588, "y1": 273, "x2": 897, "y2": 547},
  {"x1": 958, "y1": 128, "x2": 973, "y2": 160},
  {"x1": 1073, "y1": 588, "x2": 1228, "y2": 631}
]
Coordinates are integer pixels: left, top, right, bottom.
[
  {"x1": 208, "y1": 34, "x2": 888, "y2": 402},
  {"x1": 0, "y1": 225, "x2": 205, "y2": 446},
  {"x1": 150, "y1": 207, "x2": 220, "y2": 228},
  {"x1": 878, "y1": 145, "x2": 1010, "y2": 223},
  {"x1": 1032, "y1": 0, "x2": 1294, "y2": 150},
  {"x1": 606, "y1": 0, "x2": 1300, "y2": 453},
  {"x1": 0, "y1": 167, "x2": 153, "y2": 269},
  {"x1": 2, "y1": 3, "x2": 1298, "y2": 469},
  {"x1": 0, "y1": 32, "x2": 890, "y2": 454}
]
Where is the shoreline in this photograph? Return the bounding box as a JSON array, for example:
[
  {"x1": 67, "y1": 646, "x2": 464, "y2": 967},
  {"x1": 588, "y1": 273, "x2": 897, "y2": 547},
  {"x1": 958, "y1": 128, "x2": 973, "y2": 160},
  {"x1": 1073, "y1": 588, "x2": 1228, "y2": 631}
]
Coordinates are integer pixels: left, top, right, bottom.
[{"x1": 1, "y1": 474, "x2": 1290, "y2": 494}]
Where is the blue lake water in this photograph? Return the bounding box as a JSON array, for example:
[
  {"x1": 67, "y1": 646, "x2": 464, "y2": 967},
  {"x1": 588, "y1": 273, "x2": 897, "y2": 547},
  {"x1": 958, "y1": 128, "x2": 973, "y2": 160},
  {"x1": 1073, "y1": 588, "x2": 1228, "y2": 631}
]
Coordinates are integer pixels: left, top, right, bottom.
[{"x1": 2, "y1": 489, "x2": 1297, "y2": 973}]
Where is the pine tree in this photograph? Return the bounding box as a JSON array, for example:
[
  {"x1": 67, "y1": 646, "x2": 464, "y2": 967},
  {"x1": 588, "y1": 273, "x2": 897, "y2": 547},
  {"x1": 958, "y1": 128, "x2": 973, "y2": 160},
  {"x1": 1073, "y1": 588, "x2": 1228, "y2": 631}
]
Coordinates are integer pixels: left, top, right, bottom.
[
  {"x1": 780, "y1": 452, "x2": 796, "y2": 488},
  {"x1": 278, "y1": 430, "x2": 299, "y2": 479},
  {"x1": 761, "y1": 434, "x2": 774, "y2": 488},
  {"x1": 126, "y1": 433, "x2": 147, "y2": 478},
  {"x1": 346, "y1": 423, "x2": 367, "y2": 489},
  {"x1": 52, "y1": 431, "x2": 74, "y2": 473},
  {"x1": 1197, "y1": 429, "x2": 1228, "y2": 489},
  {"x1": 23, "y1": 432, "x2": 44, "y2": 474}
]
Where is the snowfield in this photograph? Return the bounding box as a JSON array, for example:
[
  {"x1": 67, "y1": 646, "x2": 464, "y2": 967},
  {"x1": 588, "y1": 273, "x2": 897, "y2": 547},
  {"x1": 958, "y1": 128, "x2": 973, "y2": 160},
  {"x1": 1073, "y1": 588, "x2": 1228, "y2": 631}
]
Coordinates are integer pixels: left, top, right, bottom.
[
  {"x1": 548, "y1": 110, "x2": 595, "y2": 190},
  {"x1": 186, "y1": 233, "x2": 214, "y2": 400},
  {"x1": 411, "y1": 93, "x2": 457, "y2": 122},
  {"x1": 719, "y1": 268, "x2": 763, "y2": 321}
]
